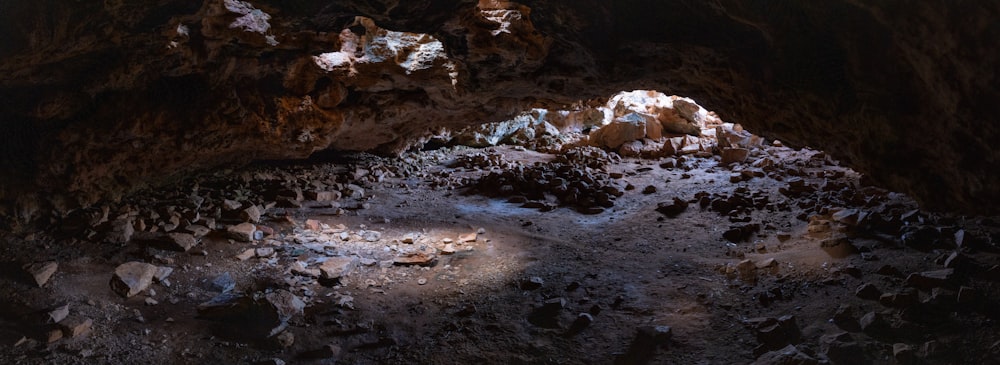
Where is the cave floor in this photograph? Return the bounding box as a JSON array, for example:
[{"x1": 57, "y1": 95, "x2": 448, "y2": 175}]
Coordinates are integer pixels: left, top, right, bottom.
[{"x1": 2, "y1": 145, "x2": 1000, "y2": 364}]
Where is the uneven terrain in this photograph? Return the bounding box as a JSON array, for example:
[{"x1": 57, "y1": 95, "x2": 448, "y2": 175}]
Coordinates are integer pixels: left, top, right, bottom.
[{"x1": 2, "y1": 136, "x2": 1000, "y2": 364}]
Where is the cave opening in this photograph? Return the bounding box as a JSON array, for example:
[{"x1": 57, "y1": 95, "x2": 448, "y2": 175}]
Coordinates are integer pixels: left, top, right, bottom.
[{"x1": 2, "y1": 1, "x2": 1000, "y2": 364}]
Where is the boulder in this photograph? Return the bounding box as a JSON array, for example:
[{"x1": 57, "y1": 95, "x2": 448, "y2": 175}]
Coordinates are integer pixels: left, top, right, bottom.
[{"x1": 589, "y1": 115, "x2": 647, "y2": 149}]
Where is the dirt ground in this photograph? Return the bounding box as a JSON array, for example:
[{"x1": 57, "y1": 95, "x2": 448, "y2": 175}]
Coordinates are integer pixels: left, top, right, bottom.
[{"x1": 1, "y1": 141, "x2": 1000, "y2": 365}]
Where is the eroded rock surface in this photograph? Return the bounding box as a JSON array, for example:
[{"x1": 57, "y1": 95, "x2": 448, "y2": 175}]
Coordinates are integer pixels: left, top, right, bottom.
[{"x1": 1, "y1": 0, "x2": 998, "y2": 222}]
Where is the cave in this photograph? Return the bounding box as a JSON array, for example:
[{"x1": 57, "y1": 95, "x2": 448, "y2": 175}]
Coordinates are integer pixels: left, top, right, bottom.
[{"x1": 1, "y1": 1, "x2": 999, "y2": 364}]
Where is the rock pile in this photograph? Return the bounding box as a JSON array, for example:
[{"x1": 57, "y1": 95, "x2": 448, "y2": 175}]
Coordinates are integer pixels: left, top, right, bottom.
[{"x1": 470, "y1": 147, "x2": 625, "y2": 214}]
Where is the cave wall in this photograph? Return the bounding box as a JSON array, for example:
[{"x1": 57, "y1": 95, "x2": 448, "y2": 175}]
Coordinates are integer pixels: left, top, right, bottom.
[{"x1": 1, "y1": 0, "x2": 998, "y2": 222}]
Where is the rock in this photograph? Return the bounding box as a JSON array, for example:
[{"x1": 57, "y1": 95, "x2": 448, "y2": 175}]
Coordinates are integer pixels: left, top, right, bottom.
[
  {"x1": 240, "y1": 205, "x2": 262, "y2": 223},
  {"x1": 222, "y1": 199, "x2": 242, "y2": 211},
  {"x1": 905, "y1": 268, "x2": 954, "y2": 290},
  {"x1": 831, "y1": 209, "x2": 861, "y2": 226},
  {"x1": 210, "y1": 272, "x2": 236, "y2": 293},
  {"x1": 319, "y1": 256, "x2": 357, "y2": 280},
  {"x1": 145, "y1": 297, "x2": 158, "y2": 306},
  {"x1": 362, "y1": 230, "x2": 381, "y2": 242},
  {"x1": 653, "y1": 104, "x2": 702, "y2": 136},
  {"x1": 23, "y1": 261, "x2": 58, "y2": 287},
  {"x1": 131, "y1": 231, "x2": 197, "y2": 251},
  {"x1": 441, "y1": 243, "x2": 456, "y2": 254},
  {"x1": 751, "y1": 315, "x2": 801, "y2": 352},
  {"x1": 264, "y1": 290, "x2": 305, "y2": 335},
  {"x1": 832, "y1": 304, "x2": 860, "y2": 332},
  {"x1": 521, "y1": 276, "x2": 544, "y2": 290},
  {"x1": 290, "y1": 262, "x2": 320, "y2": 278},
  {"x1": 235, "y1": 248, "x2": 256, "y2": 261},
  {"x1": 859, "y1": 311, "x2": 892, "y2": 338},
  {"x1": 184, "y1": 224, "x2": 211, "y2": 237},
  {"x1": 820, "y1": 236, "x2": 857, "y2": 258},
  {"x1": 164, "y1": 232, "x2": 197, "y2": 251},
  {"x1": 345, "y1": 184, "x2": 365, "y2": 199},
  {"x1": 274, "y1": 331, "x2": 294, "y2": 348},
  {"x1": 616, "y1": 325, "x2": 673, "y2": 364},
  {"x1": 879, "y1": 289, "x2": 918, "y2": 309},
  {"x1": 893, "y1": 343, "x2": 914, "y2": 363},
  {"x1": 304, "y1": 219, "x2": 321, "y2": 231},
  {"x1": 855, "y1": 283, "x2": 882, "y2": 300},
  {"x1": 452, "y1": 117, "x2": 532, "y2": 147},
  {"x1": 957, "y1": 286, "x2": 978, "y2": 304},
  {"x1": 721, "y1": 147, "x2": 750, "y2": 165},
  {"x1": 393, "y1": 251, "x2": 437, "y2": 266},
  {"x1": 48, "y1": 304, "x2": 70, "y2": 323},
  {"x1": 197, "y1": 293, "x2": 253, "y2": 320},
  {"x1": 589, "y1": 114, "x2": 648, "y2": 149},
  {"x1": 197, "y1": 289, "x2": 303, "y2": 339},
  {"x1": 47, "y1": 329, "x2": 63, "y2": 343},
  {"x1": 105, "y1": 218, "x2": 135, "y2": 244},
  {"x1": 820, "y1": 332, "x2": 868, "y2": 365},
  {"x1": 110, "y1": 262, "x2": 158, "y2": 298},
  {"x1": 736, "y1": 259, "x2": 757, "y2": 282},
  {"x1": 227, "y1": 223, "x2": 257, "y2": 242},
  {"x1": 255, "y1": 247, "x2": 275, "y2": 258},
  {"x1": 528, "y1": 297, "x2": 566, "y2": 328},
  {"x1": 724, "y1": 223, "x2": 760, "y2": 242},
  {"x1": 655, "y1": 197, "x2": 688, "y2": 217},
  {"x1": 459, "y1": 232, "x2": 477, "y2": 242},
  {"x1": 154, "y1": 266, "x2": 173, "y2": 284},
  {"x1": 755, "y1": 258, "x2": 778, "y2": 269},
  {"x1": 305, "y1": 190, "x2": 340, "y2": 201},
  {"x1": 566, "y1": 312, "x2": 594, "y2": 336},
  {"x1": 59, "y1": 316, "x2": 93, "y2": 338},
  {"x1": 752, "y1": 345, "x2": 819, "y2": 365}
]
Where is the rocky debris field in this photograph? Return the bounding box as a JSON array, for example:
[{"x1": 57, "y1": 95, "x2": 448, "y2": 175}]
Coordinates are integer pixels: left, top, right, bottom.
[{"x1": 3, "y1": 97, "x2": 1000, "y2": 364}]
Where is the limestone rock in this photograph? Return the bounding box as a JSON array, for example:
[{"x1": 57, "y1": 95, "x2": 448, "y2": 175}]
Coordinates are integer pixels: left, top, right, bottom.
[{"x1": 110, "y1": 262, "x2": 158, "y2": 298}]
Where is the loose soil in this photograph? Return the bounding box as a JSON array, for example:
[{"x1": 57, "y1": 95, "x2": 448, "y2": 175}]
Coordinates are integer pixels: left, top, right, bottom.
[{"x1": 1, "y1": 144, "x2": 999, "y2": 365}]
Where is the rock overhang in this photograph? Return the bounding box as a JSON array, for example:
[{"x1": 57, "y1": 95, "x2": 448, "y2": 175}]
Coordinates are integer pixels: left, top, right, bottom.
[{"x1": 1, "y1": 0, "x2": 998, "y2": 222}]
